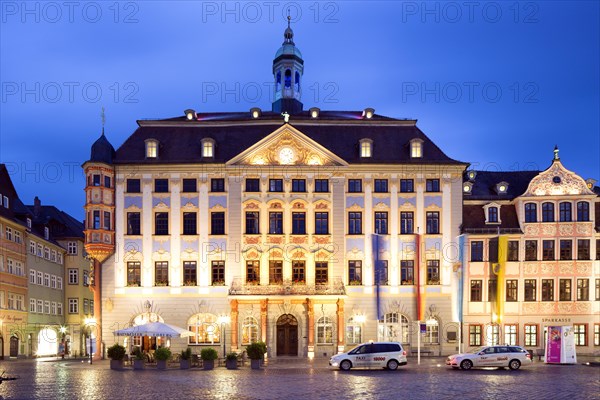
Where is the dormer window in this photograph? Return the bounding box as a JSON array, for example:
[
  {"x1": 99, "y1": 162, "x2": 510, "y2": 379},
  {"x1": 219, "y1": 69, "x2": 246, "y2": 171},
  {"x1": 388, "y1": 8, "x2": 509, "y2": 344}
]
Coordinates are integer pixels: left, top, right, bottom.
[
  {"x1": 359, "y1": 139, "x2": 372, "y2": 158},
  {"x1": 145, "y1": 139, "x2": 158, "y2": 158},
  {"x1": 410, "y1": 138, "x2": 423, "y2": 158},
  {"x1": 483, "y1": 203, "x2": 501, "y2": 224},
  {"x1": 250, "y1": 107, "x2": 261, "y2": 119},
  {"x1": 495, "y1": 181, "x2": 509, "y2": 194},
  {"x1": 184, "y1": 109, "x2": 197, "y2": 120},
  {"x1": 44, "y1": 227, "x2": 49, "y2": 240},
  {"x1": 26, "y1": 218, "x2": 32, "y2": 230},
  {"x1": 202, "y1": 138, "x2": 215, "y2": 158},
  {"x1": 309, "y1": 107, "x2": 320, "y2": 118},
  {"x1": 463, "y1": 181, "x2": 473, "y2": 194},
  {"x1": 467, "y1": 170, "x2": 477, "y2": 181},
  {"x1": 3, "y1": 195, "x2": 8, "y2": 208},
  {"x1": 362, "y1": 108, "x2": 374, "y2": 119}
]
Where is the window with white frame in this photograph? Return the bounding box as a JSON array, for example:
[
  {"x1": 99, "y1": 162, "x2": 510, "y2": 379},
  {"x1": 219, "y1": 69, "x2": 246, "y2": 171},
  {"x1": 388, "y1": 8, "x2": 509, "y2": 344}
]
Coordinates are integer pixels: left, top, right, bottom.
[
  {"x1": 359, "y1": 139, "x2": 372, "y2": 158},
  {"x1": 37, "y1": 244, "x2": 43, "y2": 257},
  {"x1": 188, "y1": 313, "x2": 220, "y2": 345},
  {"x1": 0, "y1": 291, "x2": 4, "y2": 308},
  {"x1": 30, "y1": 298, "x2": 36, "y2": 312},
  {"x1": 241, "y1": 316, "x2": 259, "y2": 345},
  {"x1": 316, "y1": 316, "x2": 334, "y2": 344},
  {"x1": 90, "y1": 300, "x2": 94, "y2": 315},
  {"x1": 44, "y1": 301, "x2": 50, "y2": 314},
  {"x1": 51, "y1": 275, "x2": 56, "y2": 289},
  {"x1": 378, "y1": 312, "x2": 410, "y2": 343},
  {"x1": 424, "y1": 319, "x2": 440, "y2": 344},
  {"x1": 504, "y1": 324, "x2": 517, "y2": 346},
  {"x1": 51, "y1": 302, "x2": 57, "y2": 315},
  {"x1": 201, "y1": 138, "x2": 215, "y2": 158},
  {"x1": 0, "y1": 255, "x2": 3, "y2": 272},
  {"x1": 44, "y1": 227, "x2": 49, "y2": 240},
  {"x1": 51, "y1": 250, "x2": 56, "y2": 262},
  {"x1": 83, "y1": 299, "x2": 89, "y2": 315},
  {"x1": 37, "y1": 299, "x2": 43, "y2": 313},
  {"x1": 145, "y1": 139, "x2": 158, "y2": 158},
  {"x1": 410, "y1": 138, "x2": 423, "y2": 158},
  {"x1": 57, "y1": 302, "x2": 63, "y2": 315},
  {"x1": 37, "y1": 271, "x2": 43, "y2": 285},
  {"x1": 5, "y1": 227, "x2": 13, "y2": 241},
  {"x1": 14, "y1": 231, "x2": 21, "y2": 244},
  {"x1": 68, "y1": 298, "x2": 79, "y2": 314},
  {"x1": 83, "y1": 271, "x2": 89, "y2": 286},
  {"x1": 7, "y1": 259, "x2": 14, "y2": 274},
  {"x1": 68, "y1": 269, "x2": 78, "y2": 285},
  {"x1": 346, "y1": 317, "x2": 363, "y2": 345},
  {"x1": 44, "y1": 273, "x2": 50, "y2": 287},
  {"x1": 3, "y1": 196, "x2": 8, "y2": 208},
  {"x1": 57, "y1": 253, "x2": 63, "y2": 265},
  {"x1": 486, "y1": 324, "x2": 500, "y2": 346},
  {"x1": 57, "y1": 277, "x2": 63, "y2": 290},
  {"x1": 44, "y1": 247, "x2": 50, "y2": 259},
  {"x1": 67, "y1": 242, "x2": 77, "y2": 255},
  {"x1": 30, "y1": 269, "x2": 36, "y2": 284},
  {"x1": 30, "y1": 240, "x2": 36, "y2": 254}
]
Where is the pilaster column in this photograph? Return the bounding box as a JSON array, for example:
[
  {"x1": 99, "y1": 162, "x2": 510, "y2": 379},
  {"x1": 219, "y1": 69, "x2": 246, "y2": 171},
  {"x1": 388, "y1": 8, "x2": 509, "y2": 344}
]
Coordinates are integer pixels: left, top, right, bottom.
[
  {"x1": 260, "y1": 299, "x2": 268, "y2": 344},
  {"x1": 230, "y1": 299, "x2": 239, "y2": 351},
  {"x1": 336, "y1": 298, "x2": 345, "y2": 353},
  {"x1": 307, "y1": 298, "x2": 315, "y2": 358}
]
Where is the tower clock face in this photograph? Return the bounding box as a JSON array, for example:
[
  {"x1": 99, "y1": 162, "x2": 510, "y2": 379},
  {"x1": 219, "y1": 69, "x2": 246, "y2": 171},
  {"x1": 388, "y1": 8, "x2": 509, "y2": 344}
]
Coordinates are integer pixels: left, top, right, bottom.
[{"x1": 279, "y1": 147, "x2": 294, "y2": 164}]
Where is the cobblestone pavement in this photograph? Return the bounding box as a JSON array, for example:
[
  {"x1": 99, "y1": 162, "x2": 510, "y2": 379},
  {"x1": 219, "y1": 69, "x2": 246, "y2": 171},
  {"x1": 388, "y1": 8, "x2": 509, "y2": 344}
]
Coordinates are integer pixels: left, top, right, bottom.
[{"x1": 0, "y1": 357, "x2": 598, "y2": 400}]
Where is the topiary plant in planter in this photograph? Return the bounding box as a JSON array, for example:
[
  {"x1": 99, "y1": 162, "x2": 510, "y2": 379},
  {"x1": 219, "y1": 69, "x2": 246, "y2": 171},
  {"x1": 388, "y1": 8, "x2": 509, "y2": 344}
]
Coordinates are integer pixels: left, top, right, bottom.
[
  {"x1": 246, "y1": 341, "x2": 267, "y2": 370},
  {"x1": 200, "y1": 347, "x2": 219, "y2": 370},
  {"x1": 180, "y1": 347, "x2": 192, "y2": 370},
  {"x1": 225, "y1": 352, "x2": 238, "y2": 370},
  {"x1": 107, "y1": 343, "x2": 126, "y2": 370},
  {"x1": 132, "y1": 347, "x2": 145, "y2": 370},
  {"x1": 154, "y1": 347, "x2": 172, "y2": 370}
]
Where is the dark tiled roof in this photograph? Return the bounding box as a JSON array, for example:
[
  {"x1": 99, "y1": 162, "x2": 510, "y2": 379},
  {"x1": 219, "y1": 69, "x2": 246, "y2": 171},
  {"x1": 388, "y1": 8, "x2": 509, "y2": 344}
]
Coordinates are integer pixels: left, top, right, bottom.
[
  {"x1": 464, "y1": 170, "x2": 540, "y2": 200},
  {"x1": 90, "y1": 132, "x2": 115, "y2": 164},
  {"x1": 461, "y1": 204, "x2": 522, "y2": 234},
  {"x1": 113, "y1": 112, "x2": 464, "y2": 165},
  {"x1": 26, "y1": 205, "x2": 84, "y2": 239}
]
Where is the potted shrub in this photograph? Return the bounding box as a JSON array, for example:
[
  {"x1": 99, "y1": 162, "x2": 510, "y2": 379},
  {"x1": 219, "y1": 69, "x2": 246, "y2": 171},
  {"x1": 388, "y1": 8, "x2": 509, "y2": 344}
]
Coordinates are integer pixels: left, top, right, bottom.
[
  {"x1": 200, "y1": 347, "x2": 218, "y2": 370},
  {"x1": 225, "y1": 352, "x2": 238, "y2": 370},
  {"x1": 107, "y1": 343, "x2": 126, "y2": 370},
  {"x1": 154, "y1": 347, "x2": 172, "y2": 370},
  {"x1": 246, "y1": 341, "x2": 267, "y2": 370},
  {"x1": 180, "y1": 347, "x2": 192, "y2": 370},
  {"x1": 132, "y1": 347, "x2": 145, "y2": 370}
]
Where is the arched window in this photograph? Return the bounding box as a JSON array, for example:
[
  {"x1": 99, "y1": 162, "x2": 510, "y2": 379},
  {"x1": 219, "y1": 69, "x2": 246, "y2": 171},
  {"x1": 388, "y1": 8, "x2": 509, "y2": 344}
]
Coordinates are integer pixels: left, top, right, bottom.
[
  {"x1": 378, "y1": 313, "x2": 410, "y2": 343},
  {"x1": 241, "y1": 316, "x2": 259, "y2": 345},
  {"x1": 284, "y1": 69, "x2": 292, "y2": 88},
  {"x1": 294, "y1": 71, "x2": 300, "y2": 91},
  {"x1": 188, "y1": 313, "x2": 220, "y2": 345},
  {"x1": 542, "y1": 202, "x2": 554, "y2": 222},
  {"x1": 145, "y1": 139, "x2": 158, "y2": 158},
  {"x1": 424, "y1": 318, "x2": 439, "y2": 344},
  {"x1": 559, "y1": 202, "x2": 572, "y2": 222},
  {"x1": 577, "y1": 201, "x2": 589, "y2": 221},
  {"x1": 524, "y1": 203, "x2": 537, "y2": 222},
  {"x1": 316, "y1": 316, "x2": 333, "y2": 344},
  {"x1": 276, "y1": 71, "x2": 281, "y2": 91},
  {"x1": 346, "y1": 317, "x2": 362, "y2": 345}
]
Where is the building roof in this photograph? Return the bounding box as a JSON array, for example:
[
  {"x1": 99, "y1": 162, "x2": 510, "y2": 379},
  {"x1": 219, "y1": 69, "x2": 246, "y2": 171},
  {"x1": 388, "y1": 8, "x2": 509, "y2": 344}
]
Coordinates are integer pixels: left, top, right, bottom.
[
  {"x1": 461, "y1": 204, "x2": 522, "y2": 234},
  {"x1": 89, "y1": 132, "x2": 115, "y2": 164},
  {"x1": 463, "y1": 170, "x2": 541, "y2": 200},
  {"x1": 26, "y1": 204, "x2": 84, "y2": 239},
  {"x1": 112, "y1": 112, "x2": 465, "y2": 166}
]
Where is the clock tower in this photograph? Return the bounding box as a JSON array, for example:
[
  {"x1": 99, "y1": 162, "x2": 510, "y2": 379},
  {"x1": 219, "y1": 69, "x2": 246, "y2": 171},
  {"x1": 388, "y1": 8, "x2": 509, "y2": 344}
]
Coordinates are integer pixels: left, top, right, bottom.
[{"x1": 272, "y1": 16, "x2": 304, "y2": 114}]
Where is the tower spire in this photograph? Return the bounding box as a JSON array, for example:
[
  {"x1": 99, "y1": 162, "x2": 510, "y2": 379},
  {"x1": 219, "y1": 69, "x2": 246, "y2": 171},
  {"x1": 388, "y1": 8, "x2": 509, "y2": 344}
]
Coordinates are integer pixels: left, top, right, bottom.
[
  {"x1": 272, "y1": 15, "x2": 304, "y2": 114},
  {"x1": 553, "y1": 145, "x2": 560, "y2": 161},
  {"x1": 101, "y1": 106, "x2": 106, "y2": 135},
  {"x1": 283, "y1": 12, "x2": 294, "y2": 45}
]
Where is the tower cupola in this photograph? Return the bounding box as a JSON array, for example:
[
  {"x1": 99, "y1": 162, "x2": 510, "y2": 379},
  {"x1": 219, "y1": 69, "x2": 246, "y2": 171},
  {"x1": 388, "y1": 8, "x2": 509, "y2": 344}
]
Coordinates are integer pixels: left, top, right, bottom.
[{"x1": 272, "y1": 16, "x2": 304, "y2": 114}]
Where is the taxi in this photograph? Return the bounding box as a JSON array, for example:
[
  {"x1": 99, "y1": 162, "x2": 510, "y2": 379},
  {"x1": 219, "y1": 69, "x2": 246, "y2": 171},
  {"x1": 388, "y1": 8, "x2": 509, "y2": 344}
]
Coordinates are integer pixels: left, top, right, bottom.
[
  {"x1": 446, "y1": 345, "x2": 532, "y2": 370},
  {"x1": 329, "y1": 342, "x2": 408, "y2": 371}
]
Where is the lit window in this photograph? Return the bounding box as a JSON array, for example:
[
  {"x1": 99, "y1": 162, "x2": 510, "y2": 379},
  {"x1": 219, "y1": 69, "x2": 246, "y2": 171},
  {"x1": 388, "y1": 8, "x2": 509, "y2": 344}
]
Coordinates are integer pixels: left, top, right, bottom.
[
  {"x1": 145, "y1": 139, "x2": 158, "y2": 158},
  {"x1": 359, "y1": 139, "x2": 372, "y2": 158},
  {"x1": 378, "y1": 313, "x2": 410, "y2": 343},
  {"x1": 202, "y1": 139, "x2": 215, "y2": 158},
  {"x1": 188, "y1": 313, "x2": 220, "y2": 345},
  {"x1": 410, "y1": 139, "x2": 423, "y2": 158},
  {"x1": 241, "y1": 316, "x2": 259, "y2": 345},
  {"x1": 346, "y1": 317, "x2": 363, "y2": 344},
  {"x1": 316, "y1": 317, "x2": 333, "y2": 344}
]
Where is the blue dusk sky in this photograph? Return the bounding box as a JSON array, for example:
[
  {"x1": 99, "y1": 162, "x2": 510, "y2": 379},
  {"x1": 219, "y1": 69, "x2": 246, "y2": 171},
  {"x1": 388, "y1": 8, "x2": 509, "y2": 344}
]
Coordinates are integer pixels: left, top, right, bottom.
[{"x1": 1, "y1": 1, "x2": 599, "y2": 220}]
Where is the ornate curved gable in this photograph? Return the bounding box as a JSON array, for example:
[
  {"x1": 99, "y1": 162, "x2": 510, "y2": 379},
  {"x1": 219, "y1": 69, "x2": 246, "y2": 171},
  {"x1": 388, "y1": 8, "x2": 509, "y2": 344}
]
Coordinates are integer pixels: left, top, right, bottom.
[{"x1": 522, "y1": 160, "x2": 594, "y2": 197}]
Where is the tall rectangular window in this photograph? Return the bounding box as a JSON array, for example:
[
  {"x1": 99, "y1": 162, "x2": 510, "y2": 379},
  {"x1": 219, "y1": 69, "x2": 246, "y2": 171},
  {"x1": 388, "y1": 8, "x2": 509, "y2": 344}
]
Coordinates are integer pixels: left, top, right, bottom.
[
  {"x1": 525, "y1": 240, "x2": 537, "y2": 261},
  {"x1": 507, "y1": 241, "x2": 519, "y2": 261},
  {"x1": 155, "y1": 213, "x2": 169, "y2": 235},
  {"x1": 182, "y1": 178, "x2": 197, "y2": 192},
  {"x1": 348, "y1": 261, "x2": 362, "y2": 284},
  {"x1": 400, "y1": 179, "x2": 414, "y2": 193},
  {"x1": 93, "y1": 174, "x2": 100, "y2": 186},
  {"x1": 315, "y1": 262, "x2": 328, "y2": 284},
  {"x1": 577, "y1": 239, "x2": 590, "y2": 260},
  {"x1": 541, "y1": 279, "x2": 554, "y2": 301},
  {"x1": 67, "y1": 241, "x2": 78, "y2": 255},
  {"x1": 314, "y1": 179, "x2": 329, "y2": 192},
  {"x1": 506, "y1": 280, "x2": 518, "y2": 302},
  {"x1": 104, "y1": 176, "x2": 111, "y2": 188},
  {"x1": 348, "y1": 179, "x2": 362, "y2": 193},
  {"x1": 559, "y1": 202, "x2": 572, "y2": 222},
  {"x1": 154, "y1": 179, "x2": 169, "y2": 193},
  {"x1": 577, "y1": 201, "x2": 590, "y2": 221},
  {"x1": 269, "y1": 260, "x2": 283, "y2": 284},
  {"x1": 103, "y1": 211, "x2": 111, "y2": 230},
  {"x1": 211, "y1": 212, "x2": 225, "y2": 235},
  {"x1": 577, "y1": 279, "x2": 589, "y2": 301},
  {"x1": 542, "y1": 202, "x2": 554, "y2": 222},
  {"x1": 68, "y1": 269, "x2": 78, "y2": 284},
  {"x1": 559, "y1": 279, "x2": 571, "y2": 301},
  {"x1": 469, "y1": 325, "x2": 482, "y2": 346},
  {"x1": 245, "y1": 212, "x2": 260, "y2": 234},
  {"x1": 126, "y1": 179, "x2": 141, "y2": 193},
  {"x1": 594, "y1": 324, "x2": 600, "y2": 346},
  {"x1": 183, "y1": 212, "x2": 197, "y2": 235},
  {"x1": 559, "y1": 240, "x2": 572, "y2": 260},
  {"x1": 315, "y1": 212, "x2": 329, "y2": 234},
  {"x1": 400, "y1": 261, "x2": 414, "y2": 285},
  {"x1": 596, "y1": 279, "x2": 600, "y2": 301},
  {"x1": 426, "y1": 179, "x2": 440, "y2": 192},
  {"x1": 348, "y1": 212, "x2": 362, "y2": 235},
  {"x1": 269, "y1": 212, "x2": 283, "y2": 234},
  {"x1": 292, "y1": 260, "x2": 306, "y2": 283},
  {"x1": 542, "y1": 240, "x2": 555, "y2": 261},
  {"x1": 245, "y1": 178, "x2": 260, "y2": 192},
  {"x1": 597, "y1": 239, "x2": 600, "y2": 260},
  {"x1": 524, "y1": 203, "x2": 537, "y2": 222},
  {"x1": 427, "y1": 260, "x2": 440, "y2": 285},
  {"x1": 68, "y1": 299, "x2": 79, "y2": 314},
  {"x1": 292, "y1": 212, "x2": 306, "y2": 235},
  {"x1": 211, "y1": 178, "x2": 225, "y2": 192},
  {"x1": 426, "y1": 212, "x2": 439, "y2": 234},
  {"x1": 470, "y1": 280, "x2": 483, "y2": 302},
  {"x1": 524, "y1": 279, "x2": 537, "y2": 301},
  {"x1": 488, "y1": 279, "x2": 497, "y2": 302},
  {"x1": 93, "y1": 210, "x2": 100, "y2": 229},
  {"x1": 269, "y1": 179, "x2": 283, "y2": 192},
  {"x1": 127, "y1": 212, "x2": 141, "y2": 235},
  {"x1": 525, "y1": 325, "x2": 538, "y2": 347},
  {"x1": 246, "y1": 261, "x2": 260, "y2": 283},
  {"x1": 471, "y1": 241, "x2": 484, "y2": 262},
  {"x1": 374, "y1": 212, "x2": 388, "y2": 234},
  {"x1": 127, "y1": 262, "x2": 141, "y2": 286},
  {"x1": 573, "y1": 324, "x2": 587, "y2": 346},
  {"x1": 183, "y1": 261, "x2": 197, "y2": 286},
  {"x1": 504, "y1": 325, "x2": 517, "y2": 346},
  {"x1": 155, "y1": 261, "x2": 169, "y2": 286},
  {"x1": 291, "y1": 179, "x2": 306, "y2": 192},
  {"x1": 211, "y1": 261, "x2": 225, "y2": 285},
  {"x1": 488, "y1": 207, "x2": 498, "y2": 223},
  {"x1": 400, "y1": 212, "x2": 414, "y2": 234},
  {"x1": 374, "y1": 179, "x2": 388, "y2": 193}
]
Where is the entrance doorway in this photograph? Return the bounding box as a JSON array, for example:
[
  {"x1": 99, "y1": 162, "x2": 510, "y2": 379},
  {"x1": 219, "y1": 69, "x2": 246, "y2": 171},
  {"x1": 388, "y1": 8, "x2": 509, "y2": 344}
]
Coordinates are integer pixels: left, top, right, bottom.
[
  {"x1": 276, "y1": 314, "x2": 298, "y2": 356},
  {"x1": 10, "y1": 336, "x2": 19, "y2": 357},
  {"x1": 0, "y1": 335, "x2": 4, "y2": 359}
]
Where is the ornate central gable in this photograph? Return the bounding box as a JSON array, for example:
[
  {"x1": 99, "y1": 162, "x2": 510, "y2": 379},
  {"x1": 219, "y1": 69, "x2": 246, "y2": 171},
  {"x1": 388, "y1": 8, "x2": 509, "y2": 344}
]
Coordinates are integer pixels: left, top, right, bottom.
[
  {"x1": 226, "y1": 124, "x2": 348, "y2": 167},
  {"x1": 522, "y1": 160, "x2": 594, "y2": 197}
]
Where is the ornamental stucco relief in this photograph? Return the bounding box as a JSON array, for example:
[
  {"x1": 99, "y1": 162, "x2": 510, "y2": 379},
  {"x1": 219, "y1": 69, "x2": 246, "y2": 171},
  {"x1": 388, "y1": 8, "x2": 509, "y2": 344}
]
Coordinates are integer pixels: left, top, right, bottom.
[
  {"x1": 523, "y1": 264, "x2": 538, "y2": 275},
  {"x1": 523, "y1": 160, "x2": 594, "y2": 197},
  {"x1": 558, "y1": 225, "x2": 573, "y2": 236},
  {"x1": 541, "y1": 224, "x2": 556, "y2": 235},
  {"x1": 558, "y1": 263, "x2": 574, "y2": 274}
]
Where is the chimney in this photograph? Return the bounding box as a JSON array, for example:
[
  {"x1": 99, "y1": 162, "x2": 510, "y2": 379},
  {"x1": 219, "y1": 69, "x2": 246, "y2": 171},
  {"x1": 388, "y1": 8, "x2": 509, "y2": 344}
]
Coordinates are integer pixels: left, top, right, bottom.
[{"x1": 34, "y1": 196, "x2": 41, "y2": 216}]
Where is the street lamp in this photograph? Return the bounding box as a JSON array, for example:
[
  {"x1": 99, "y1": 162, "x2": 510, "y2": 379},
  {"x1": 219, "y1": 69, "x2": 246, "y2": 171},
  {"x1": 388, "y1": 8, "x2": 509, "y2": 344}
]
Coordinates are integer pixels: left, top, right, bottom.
[
  {"x1": 217, "y1": 315, "x2": 231, "y2": 358},
  {"x1": 84, "y1": 317, "x2": 96, "y2": 365}
]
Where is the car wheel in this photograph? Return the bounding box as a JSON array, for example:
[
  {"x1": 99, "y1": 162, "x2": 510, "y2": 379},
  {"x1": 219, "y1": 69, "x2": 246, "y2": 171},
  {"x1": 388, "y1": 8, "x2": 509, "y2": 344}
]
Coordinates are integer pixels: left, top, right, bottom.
[
  {"x1": 387, "y1": 359, "x2": 399, "y2": 371},
  {"x1": 460, "y1": 360, "x2": 473, "y2": 370},
  {"x1": 340, "y1": 360, "x2": 352, "y2": 371},
  {"x1": 509, "y1": 359, "x2": 521, "y2": 370}
]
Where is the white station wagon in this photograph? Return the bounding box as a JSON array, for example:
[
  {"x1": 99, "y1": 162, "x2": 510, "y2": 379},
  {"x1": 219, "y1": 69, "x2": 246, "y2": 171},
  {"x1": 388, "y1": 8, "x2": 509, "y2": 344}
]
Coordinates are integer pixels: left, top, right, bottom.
[
  {"x1": 329, "y1": 342, "x2": 408, "y2": 371},
  {"x1": 446, "y1": 345, "x2": 532, "y2": 370}
]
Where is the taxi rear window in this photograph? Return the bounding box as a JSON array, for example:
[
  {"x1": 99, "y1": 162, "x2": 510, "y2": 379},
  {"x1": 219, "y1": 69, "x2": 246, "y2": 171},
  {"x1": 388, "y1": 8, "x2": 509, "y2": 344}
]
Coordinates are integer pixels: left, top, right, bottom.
[{"x1": 373, "y1": 343, "x2": 401, "y2": 353}]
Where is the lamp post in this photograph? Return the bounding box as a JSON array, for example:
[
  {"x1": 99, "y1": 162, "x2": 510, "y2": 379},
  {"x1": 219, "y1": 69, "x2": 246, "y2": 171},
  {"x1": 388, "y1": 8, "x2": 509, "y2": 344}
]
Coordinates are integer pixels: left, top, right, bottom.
[
  {"x1": 217, "y1": 315, "x2": 231, "y2": 358},
  {"x1": 84, "y1": 317, "x2": 96, "y2": 364}
]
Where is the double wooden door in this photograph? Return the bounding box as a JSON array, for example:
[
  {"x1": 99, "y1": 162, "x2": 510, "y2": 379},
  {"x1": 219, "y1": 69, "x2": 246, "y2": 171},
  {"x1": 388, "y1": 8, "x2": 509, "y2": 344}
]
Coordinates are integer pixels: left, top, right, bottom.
[{"x1": 276, "y1": 314, "x2": 298, "y2": 356}]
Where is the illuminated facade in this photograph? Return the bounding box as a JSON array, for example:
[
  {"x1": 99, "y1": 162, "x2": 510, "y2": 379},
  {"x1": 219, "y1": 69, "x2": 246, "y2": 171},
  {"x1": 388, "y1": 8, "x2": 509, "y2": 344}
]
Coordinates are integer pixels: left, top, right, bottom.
[
  {"x1": 461, "y1": 150, "x2": 600, "y2": 354},
  {"x1": 85, "y1": 23, "x2": 467, "y2": 358}
]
